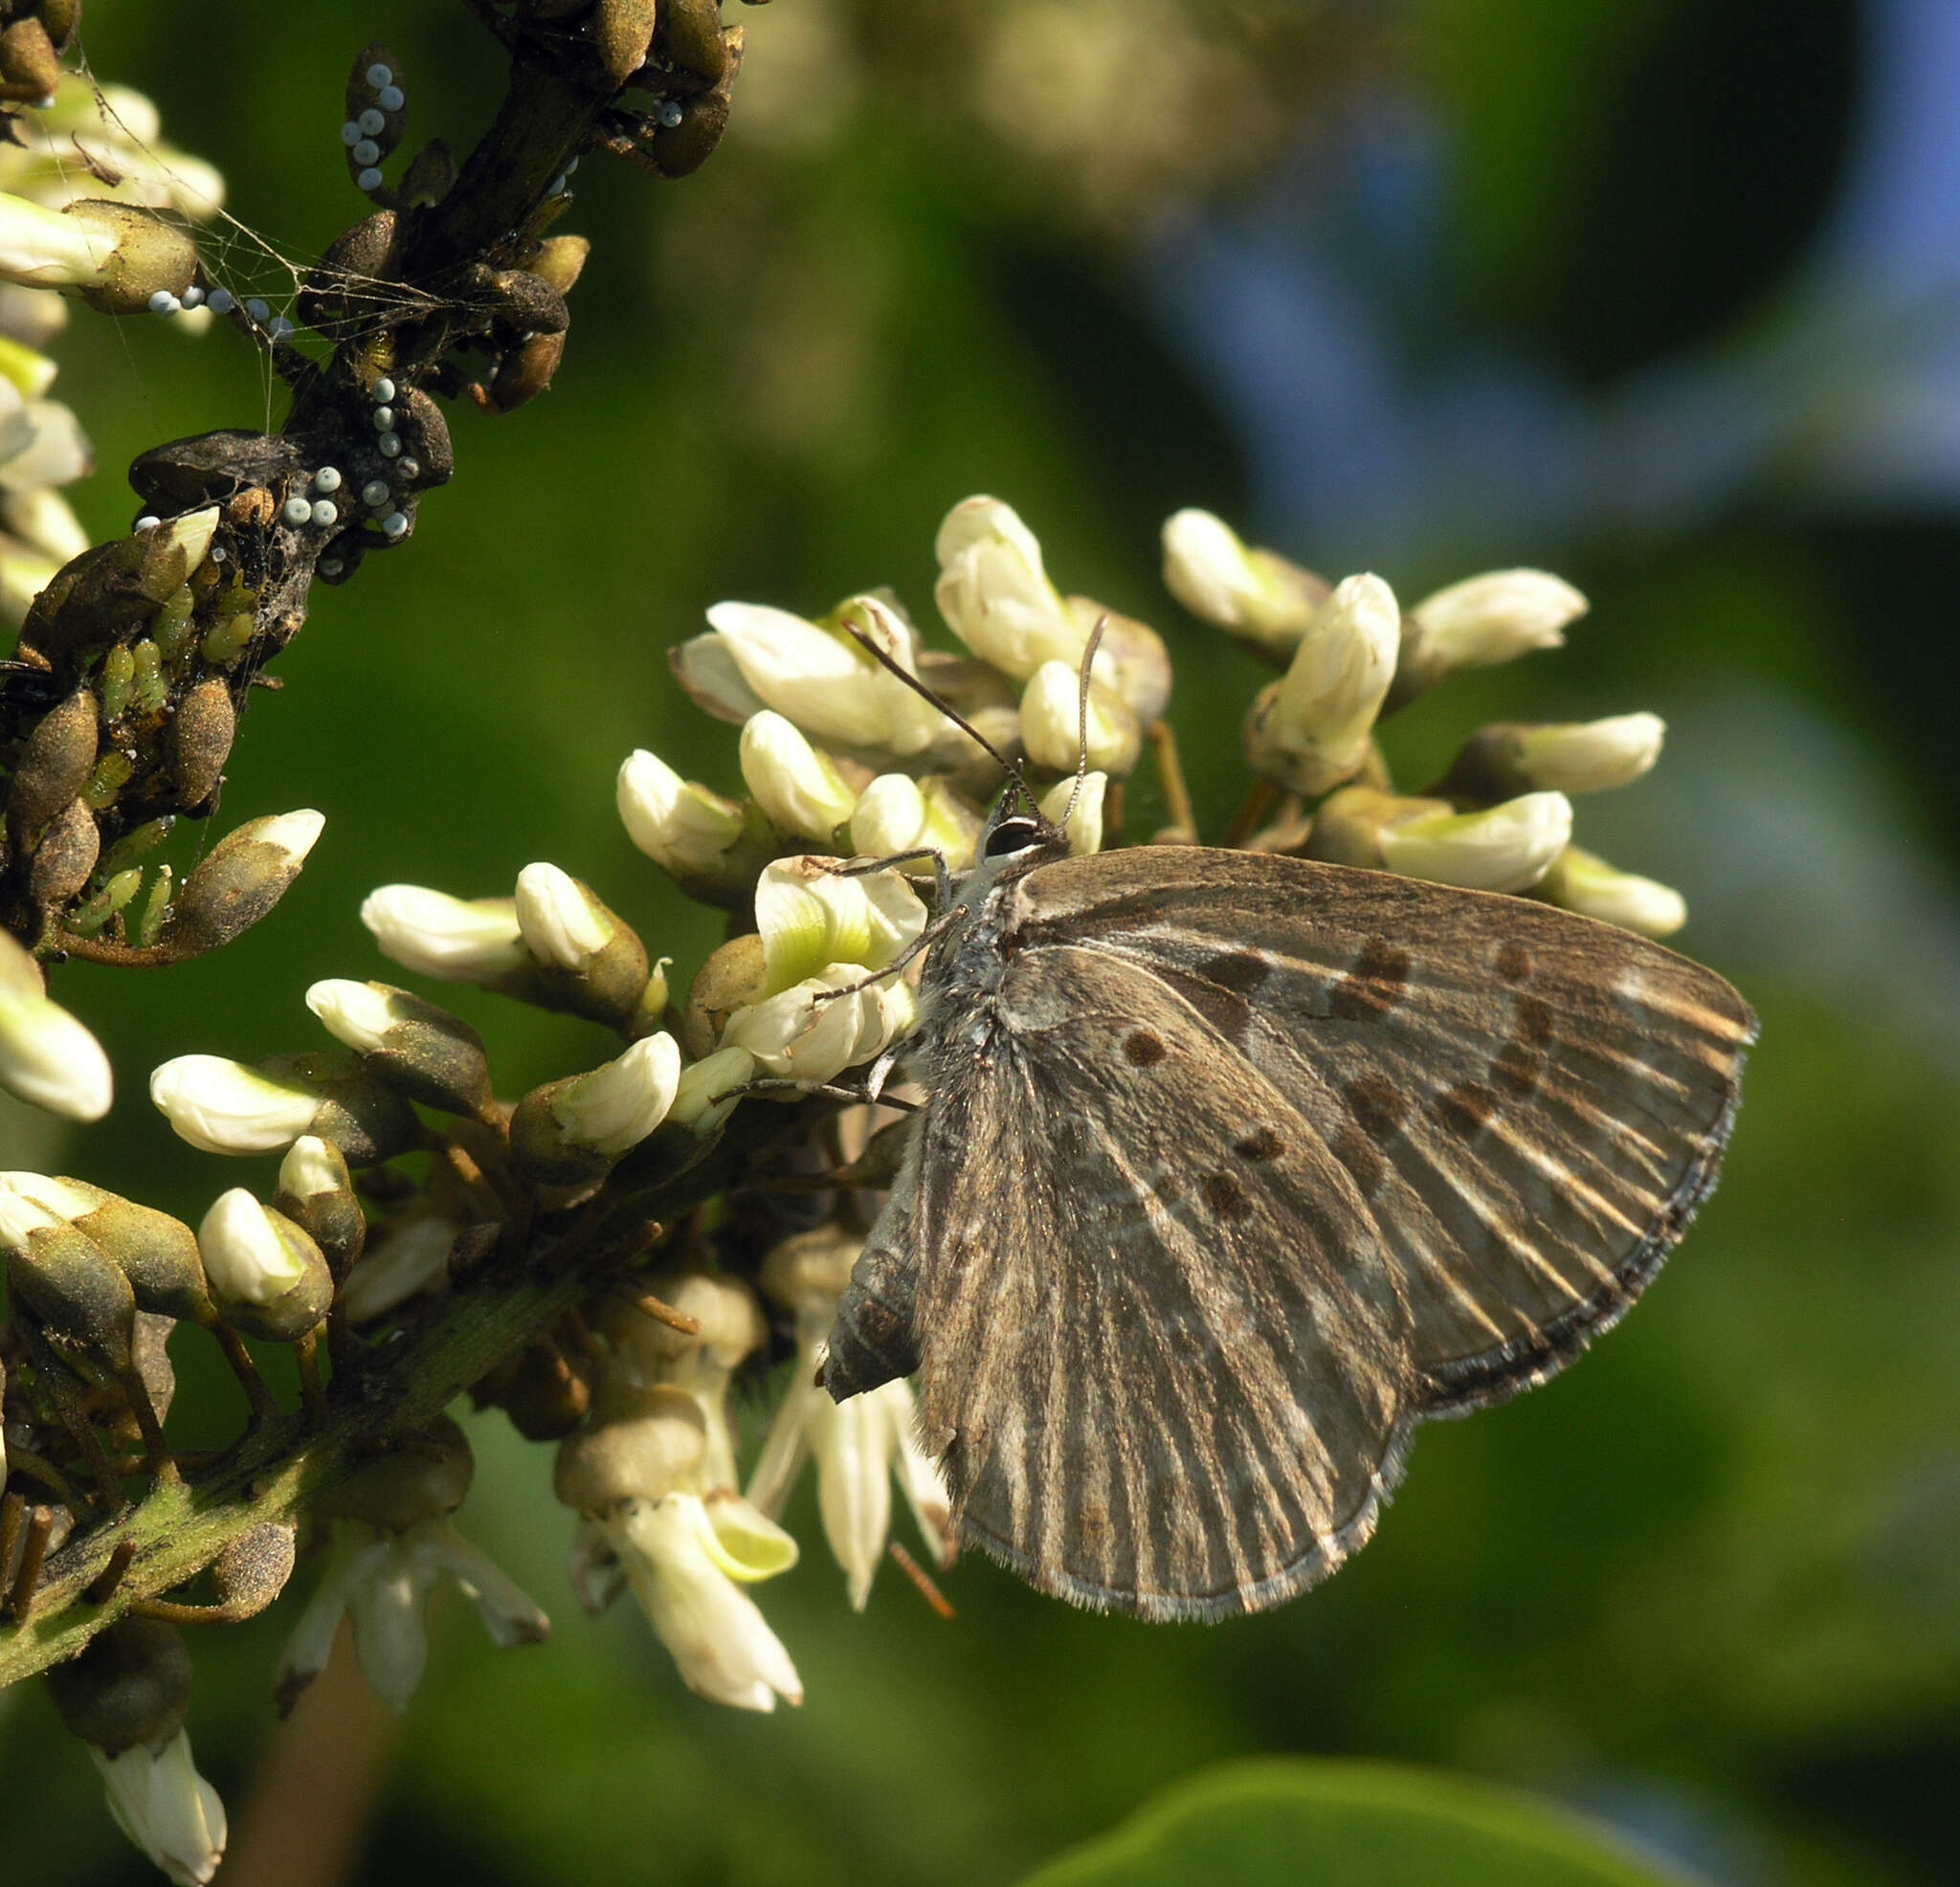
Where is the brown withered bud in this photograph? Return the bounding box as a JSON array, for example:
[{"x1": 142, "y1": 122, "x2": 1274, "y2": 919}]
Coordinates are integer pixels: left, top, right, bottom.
[
  {"x1": 397, "y1": 138, "x2": 457, "y2": 209},
  {"x1": 658, "y1": 0, "x2": 735, "y2": 84},
  {"x1": 478, "y1": 266, "x2": 568, "y2": 337},
  {"x1": 209, "y1": 1522, "x2": 298, "y2": 1620},
  {"x1": 130, "y1": 430, "x2": 302, "y2": 515},
  {"x1": 0, "y1": 16, "x2": 60, "y2": 102},
  {"x1": 298, "y1": 210, "x2": 400, "y2": 335},
  {"x1": 487, "y1": 331, "x2": 567, "y2": 413},
  {"x1": 169, "y1": 677, "x2": 235, "y2": 810},
  {"x1": 27, "y1": 795, "x2": 99, "y2": 910},
  {"x1": 316, "y1": 1414, "x2": 474, "y2": 1532},
  {"x1": 162, "y1": 810, "x2": 322, "y2": 957},
  {"x1": 493, "y1": 1339, "x2": 593, "y2": 1442},
  {"x1": 395, "y1": 388, "x2": 454, "y2": 486},
  {"x1": 45, "y1": 1618, "x2": 194, "y2": 1757},
  {"x1": 641, "y1": 50, "x2": 742, "y2": 179},
  {"x1": 6, "y1": 688, "x2": 97, "y2": 847},
  {"x1": 15, "y1": 538, "x2": 156, "y2": 665},
  {"x1": 131, "y1": 1311, "x2": 178, "y2": 1425},
  {"x1": 592, "y1": 0, "x2": 659, "y2": 83},
  {"x1": 38, "y1": 0, "x2": 79, "y2": 52}
]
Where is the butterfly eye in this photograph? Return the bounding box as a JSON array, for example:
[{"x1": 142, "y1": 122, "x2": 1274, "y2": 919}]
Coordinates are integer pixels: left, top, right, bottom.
[{"x1": 983, "y1": 816, "x2": 1042, "y2": 859}]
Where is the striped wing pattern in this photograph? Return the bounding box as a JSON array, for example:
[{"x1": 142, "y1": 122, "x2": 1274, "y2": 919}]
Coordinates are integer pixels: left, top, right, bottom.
[{"x1": 910, "y1": 849, "x2": 1755, "y2": 1620}]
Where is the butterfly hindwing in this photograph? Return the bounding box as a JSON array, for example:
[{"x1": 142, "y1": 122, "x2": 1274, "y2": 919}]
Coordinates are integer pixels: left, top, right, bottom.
[{"x1": 910, "y1": 943, "x2": 1417, "y2": 1621}]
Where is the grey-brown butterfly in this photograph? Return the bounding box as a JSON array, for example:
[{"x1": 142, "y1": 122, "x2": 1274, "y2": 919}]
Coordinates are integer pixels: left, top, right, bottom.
[{"x1": 817, "y1": 788, "x2": 1755, "y2": 1623}]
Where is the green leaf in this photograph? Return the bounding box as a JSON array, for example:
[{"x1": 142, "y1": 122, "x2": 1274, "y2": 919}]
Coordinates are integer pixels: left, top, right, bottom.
[{"x1": 1016, "y1": 1759, "x2": 1682, "y2": 1887}]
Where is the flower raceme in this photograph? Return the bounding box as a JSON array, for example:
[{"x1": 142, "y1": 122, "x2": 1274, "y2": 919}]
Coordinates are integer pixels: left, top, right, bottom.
[{"x1": 8, "y1": 489, "x2": 1707, "y2": 1887}]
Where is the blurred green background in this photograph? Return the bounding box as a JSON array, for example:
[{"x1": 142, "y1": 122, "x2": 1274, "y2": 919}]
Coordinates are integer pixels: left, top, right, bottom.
[{"x1": 5, "y1": 1, "x2": 1959, "y2": 1882}]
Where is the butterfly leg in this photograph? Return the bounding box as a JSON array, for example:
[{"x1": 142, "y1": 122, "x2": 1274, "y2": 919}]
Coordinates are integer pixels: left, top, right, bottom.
[{"x1": 820, "y1": 1234, "x2": 921, "y2": 1402}]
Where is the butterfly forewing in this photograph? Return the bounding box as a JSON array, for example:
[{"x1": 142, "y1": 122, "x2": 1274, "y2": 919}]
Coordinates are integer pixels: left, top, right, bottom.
[
  {"x1": 1007, "y1": 852, "x2": 1755, "y2": 1412},
  {"x1": 830, "y1": 845, "x2": 1756, "y2": 1621}
]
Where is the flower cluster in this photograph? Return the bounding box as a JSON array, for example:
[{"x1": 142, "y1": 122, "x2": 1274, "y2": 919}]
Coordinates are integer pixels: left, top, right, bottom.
[{"x1": 3, "y1": 486, "x2": 1685, "y2": 1884}]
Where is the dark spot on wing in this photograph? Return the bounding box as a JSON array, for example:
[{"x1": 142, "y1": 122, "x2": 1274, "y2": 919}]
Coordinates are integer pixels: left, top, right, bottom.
[
  {"x1": 1345, "y1": 1074, "x2": 1411, "y2": 1144},
  {"x1": 1234, "y1": 1127, "x2": 1283, "y2": 1163},
  {"x1": 1124, "y1": 1031, "x2": 1168, "y2": 1066},
  {"x1": 1436, "y1": 1081, "x2": 1499, "y2": 1139},
  {"x1": 1494, "y1": 1043, "x2": 1543, "y2": 1099},
  {"x1": 1201, "y1": 1171, "x2": 1249, "y2": 1219},
  {"x1": 1517, "y1": 995, "x2": 1555, "y2": 1048},
  {"x1": 1153, "y1": 968, "x2": 1256, "y2": 1052},
  {"x1": 1196, "y1": 950, "x2": 1270, "y2": 996},
  {"x1": 1496, "y1": 943, "x2": 1533, "y2": 982},
  {"x1": 1329, "y1": 938, "x2": 1410, "y2": 1022},
  {"x1": 1331, "y1": 1125, "x2": 1387, "y2": 1200}
]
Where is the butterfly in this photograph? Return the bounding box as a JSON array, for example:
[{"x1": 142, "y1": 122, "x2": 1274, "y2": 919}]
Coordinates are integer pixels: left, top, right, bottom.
[{"x1": 817, "y1": 793, "x2": 1755, "y2": 1622}]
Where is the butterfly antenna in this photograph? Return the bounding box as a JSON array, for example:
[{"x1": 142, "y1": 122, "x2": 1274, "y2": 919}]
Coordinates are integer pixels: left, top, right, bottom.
[
  {"x1": 839, "y1": 619, "x2": 1041, "y2": 815},
  {"x1": 1058, "y1": 614, "x2": 1107, "y2": 836}
]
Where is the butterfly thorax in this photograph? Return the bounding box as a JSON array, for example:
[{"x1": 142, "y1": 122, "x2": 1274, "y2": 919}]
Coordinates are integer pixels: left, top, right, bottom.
[{"x1": 913, "y1": 818, "x2": 1070, "y2": 1061}]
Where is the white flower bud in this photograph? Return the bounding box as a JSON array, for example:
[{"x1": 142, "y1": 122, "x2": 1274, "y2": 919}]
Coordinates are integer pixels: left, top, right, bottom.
[
  {"x1": 149, "y1": 1055, "x2": 319, "y2": 1154},
  {"x1": 302, "y1": 979, "x2": 401, "y2": 1054},
  {"x1": 1037, "y1": 771, "x2": 1108, "y2": 856},
  {"x1": 1509, "y1": 714, "x2": 1665, "y2": 794},
  {"x1": 553, "y1": 1032, "x2": 682, "y2": 1159},
  {"x1": 616, "y1": 750, "x2": 746, "y2": 877},
  {"x1": 360, "y1": 885, "x2": 526, "y2": 982},
  {"x1": 753, "y1": 858, "x2": 926, "y2": 992},
  {"x1": 1539, "y1": 845, "x2": 1687, "y2": 937},
  {"x1": 1376, "y1": 791, "x2": 1573, "y2": 894},
  {"x1": 277, "y1": 1135, "x2": 347, "y2": 1202},
  {"x1": 1160, "y1": 508, "x2": 1321, "y2": 653},
  {"x1": 0, "y1": 932, "x2": 112, "y2": 1121},
  {"x1": 514, "y1": 862, "x2": 612, "y2": 971},
  {"x1": 1019, "y1": 662, "x2": 1142, "y2": 776},
  {"x1": 933, "y1": 495, "x2": 1085, "y2": 679},
  {"x1": 667, "y1": 1047, "x2": 756, "y2": 1132},
  {"x1": 1403, "y1": 569, "x2": 1588, "y2": 692},
  {"x1": 706, "y1": 596, "x2": 946, "y2": 756},
  {"x1": 1244, "y1": 573, "x2": 1399, "y2": 795},
  {"x1": 738, "y1": 712, "x2": 858, "y2": 842},
  {"x1": 197, "y1": 1188, "x2": 307, "y2": 1305},
  {"x1": 849, "y1": 773, "x2": 925, "y2": 858},
  {"x1": 88, "y1": 1730, "x2": 227, "y2": 1887}
]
